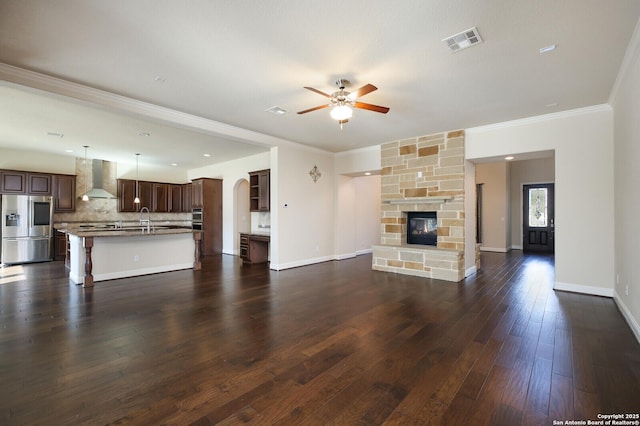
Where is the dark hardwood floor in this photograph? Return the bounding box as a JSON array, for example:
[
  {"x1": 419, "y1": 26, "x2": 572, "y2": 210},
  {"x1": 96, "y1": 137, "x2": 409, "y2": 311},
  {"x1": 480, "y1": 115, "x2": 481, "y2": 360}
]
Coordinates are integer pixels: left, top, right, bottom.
[{"x1": 1, "y1": 252, "x2": 639, "y2": 425}]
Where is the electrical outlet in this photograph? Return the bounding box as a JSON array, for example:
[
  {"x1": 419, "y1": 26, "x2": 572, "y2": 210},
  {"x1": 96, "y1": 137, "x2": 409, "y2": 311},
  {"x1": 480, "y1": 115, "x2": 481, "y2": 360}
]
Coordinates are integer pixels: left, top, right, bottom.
[
  {"x1": 626, "y1": 285, "x2": 629, "y2": 296},
  {"x1": 134, "y1": 255, "x2": 139, "y2": 262}
]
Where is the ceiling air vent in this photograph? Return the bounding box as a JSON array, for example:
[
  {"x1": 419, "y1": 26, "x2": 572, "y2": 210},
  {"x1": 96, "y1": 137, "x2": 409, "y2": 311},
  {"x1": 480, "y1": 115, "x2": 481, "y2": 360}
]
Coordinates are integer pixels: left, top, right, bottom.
[{"x1": 442, "y1": 27, "x2": 483, "y2": 53}]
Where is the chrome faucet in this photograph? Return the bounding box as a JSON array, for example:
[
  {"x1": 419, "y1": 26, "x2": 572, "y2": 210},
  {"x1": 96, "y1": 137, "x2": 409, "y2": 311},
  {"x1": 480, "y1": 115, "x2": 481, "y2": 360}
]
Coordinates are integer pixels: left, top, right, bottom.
[{"x1": 140, "y1": 206, "x2": 151, "y2": 233}]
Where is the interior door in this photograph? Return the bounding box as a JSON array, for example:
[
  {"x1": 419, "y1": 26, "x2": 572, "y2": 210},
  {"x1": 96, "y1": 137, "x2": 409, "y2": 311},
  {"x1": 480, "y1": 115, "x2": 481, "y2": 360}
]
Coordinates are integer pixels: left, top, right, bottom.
[{"x1": 523, "y1": 183, "x2": 554, "y2": 253}]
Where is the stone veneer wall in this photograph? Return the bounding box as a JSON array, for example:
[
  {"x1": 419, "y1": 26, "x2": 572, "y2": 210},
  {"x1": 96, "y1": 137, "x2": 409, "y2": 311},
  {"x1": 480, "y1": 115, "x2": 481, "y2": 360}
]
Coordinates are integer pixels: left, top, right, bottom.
[{"x1": 372, "y1": 130, "x2": 467, "y2": 282}]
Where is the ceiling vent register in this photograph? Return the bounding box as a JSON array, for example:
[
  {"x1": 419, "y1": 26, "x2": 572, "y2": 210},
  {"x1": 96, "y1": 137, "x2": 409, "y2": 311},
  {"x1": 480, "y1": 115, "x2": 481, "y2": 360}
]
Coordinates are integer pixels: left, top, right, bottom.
[{"x1": 443, "y1": 27, "x2": 483, "y2": 52}]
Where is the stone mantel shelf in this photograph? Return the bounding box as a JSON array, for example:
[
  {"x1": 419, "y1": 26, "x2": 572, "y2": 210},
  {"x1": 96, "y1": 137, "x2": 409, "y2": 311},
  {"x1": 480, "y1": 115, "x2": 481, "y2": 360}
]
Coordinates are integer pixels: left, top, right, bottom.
[{"x1": 382, "y1": 196, "x2": 454, "y2": 204}]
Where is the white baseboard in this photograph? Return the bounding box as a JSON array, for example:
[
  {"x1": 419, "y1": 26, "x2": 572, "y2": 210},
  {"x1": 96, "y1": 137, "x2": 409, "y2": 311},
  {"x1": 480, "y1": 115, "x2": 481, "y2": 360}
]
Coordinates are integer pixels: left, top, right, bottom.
[
  {"x1": 334, "y1": 252, "x2": 357, "y2": 260},
  {"x1": 465, "y1": 265, "x2": 477, "y2": 277},
  {"x1": 270, "y1": 255, "x2": 334, "y2": 271},
  {"x1": 614, "y1": 291, "x2": 640, "y2": 345},
  {"x1": 511, "y1": 245, "x2": 523, "y2": 250},
  {"x1": 270, "y1": 250, "x2": 374, "y2": 270},
  {"x1": 480, "y1": 246, "x2": 509, "y2": 253},
  {"x1": 553, "y1": 281, "x2": 614, "y2": 298}
]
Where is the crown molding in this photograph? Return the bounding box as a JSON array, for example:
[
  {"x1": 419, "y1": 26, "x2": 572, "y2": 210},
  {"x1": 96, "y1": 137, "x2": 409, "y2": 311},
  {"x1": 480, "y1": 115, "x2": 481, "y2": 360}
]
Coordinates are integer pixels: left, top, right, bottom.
[{"x1": 466, "y1": 104, "x2": 612, "y2": 135}]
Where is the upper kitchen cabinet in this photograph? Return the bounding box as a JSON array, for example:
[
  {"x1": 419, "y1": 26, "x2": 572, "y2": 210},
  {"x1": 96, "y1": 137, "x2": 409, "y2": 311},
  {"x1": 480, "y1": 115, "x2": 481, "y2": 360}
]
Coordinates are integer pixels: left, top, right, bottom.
[
  {"x1": 28, "y1": 173, "x2": 52, "y2": 195},
  {"x1": 1, "y1": 171, "x2": 26, "y2": 194},
  {"x1": 152, "y1": 183, "x2": 169, "y2": 213},
  {"x1": 117, "y1": 179, "x2": 151, "y2": 212},
  {"x1": 191, "y1": 179, "x2": 204, "y2": 208},
  {"x1": 169, "y1": 184, "x2": 183, "y2": 213},
  {"x1": 249, "y1": 169, "x2": 270, "y2": 212},
  {"x1": 118, "y1": 179, "x2": 137, "y2": 212},
  {"x1": 53, "y1": 174, "x2": 76, "y2": 212},
  {"x1": 118, "y1": 179, "x2": 189, "y2": 213},
  {"x1": 181, "y1": 183, "x2": 192, "y2": 212}
]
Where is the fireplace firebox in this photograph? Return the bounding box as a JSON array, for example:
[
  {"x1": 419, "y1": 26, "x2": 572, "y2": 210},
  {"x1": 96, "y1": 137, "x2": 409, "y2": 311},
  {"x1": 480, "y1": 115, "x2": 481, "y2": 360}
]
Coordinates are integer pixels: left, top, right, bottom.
[{"x1": 406, "y1": 211, "x2": 437, "y2": 246}]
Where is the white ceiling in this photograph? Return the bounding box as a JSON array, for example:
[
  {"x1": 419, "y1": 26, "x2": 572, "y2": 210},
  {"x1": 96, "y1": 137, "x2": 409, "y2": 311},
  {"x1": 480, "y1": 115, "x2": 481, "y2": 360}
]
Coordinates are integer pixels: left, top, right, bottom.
[{"x1": 1, "y1": 0, "x2": 639, "y2": 170}]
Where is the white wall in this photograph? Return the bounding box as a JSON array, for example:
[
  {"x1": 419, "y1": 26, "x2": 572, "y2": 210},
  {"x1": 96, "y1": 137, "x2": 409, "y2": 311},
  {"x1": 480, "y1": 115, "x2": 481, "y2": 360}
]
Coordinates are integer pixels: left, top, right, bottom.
[
  {"x1": 0, "y1": 148, "x2": 75, "y2": 174},
  {"x1": 464, "y1": 160, "x2": 477, "y2": 275},
  {"x1": 467, "y1": 106, "x2": 615, "y2": 297},
  {"x1": 354, "y1": 175, "x2": 381, "y2": 254},
  {"x1": 508, "y1": 157, "x2": 555, "y2": 249},
  {"x1": 475, "y1": 162, "x2": 510, "y2": 252},
  {"x1": 611, "y1": 20, "x2": 640, "y2": 341},
  {"x1": 272, "y1": 144, "x2": 335, "y2": 269}
]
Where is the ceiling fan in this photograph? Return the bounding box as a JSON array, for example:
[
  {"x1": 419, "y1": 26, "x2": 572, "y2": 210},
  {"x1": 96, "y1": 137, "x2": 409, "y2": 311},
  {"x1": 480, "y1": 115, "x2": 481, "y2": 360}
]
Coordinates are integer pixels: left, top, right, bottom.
[{"x1": 297, "y1": 79, "x2": 390, "y2": 128}]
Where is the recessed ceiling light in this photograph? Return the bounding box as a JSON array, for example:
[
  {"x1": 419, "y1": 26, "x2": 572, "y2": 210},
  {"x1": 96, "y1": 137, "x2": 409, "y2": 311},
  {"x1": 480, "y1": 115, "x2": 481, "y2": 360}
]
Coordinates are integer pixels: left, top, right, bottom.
[
  {"x1": 546, "y1": 102, "x2": 558, "y2": 107},
  {"x1": 139, "y1": 132, "x2": 150, "y2": 137},
  {"x1": 65, "y1": 149, "x2": 73, "y2": 153},
  {"x1": 47, "y1": 132, "x2": 64, "y2": 138},
  {"x1": 505, "y1": 156, "x2": 514, "y2": 161},
  {"x1": 539, "y1": 44, "x2": 556, "y2": 54},
  {"x1": 364, "y1": 172, "x2": 371, "y2": 176},
  {"x1": 266, "y1": 106, "x2": 287, "y2": 115},
  {"x1": 203, "y1": 154, "x2": 211, "y2": 157},
  {"x1": 154, "y1": 76, "x2": 166, "y2": 83},
  {"x1": 171, "y1": 163, "x2": 177, "y2": 166}
]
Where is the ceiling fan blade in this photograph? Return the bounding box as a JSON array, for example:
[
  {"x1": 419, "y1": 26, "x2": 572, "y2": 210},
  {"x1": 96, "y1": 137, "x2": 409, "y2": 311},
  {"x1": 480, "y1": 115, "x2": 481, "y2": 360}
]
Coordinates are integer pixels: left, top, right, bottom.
[
  {"x1": 304, "y1": 86, "x2": 331, "y2": 98},
  {"x1": 347, "y1": 84, "x2": 377, "y2": 100},
  {"x1": 297, "y1": 104, "x2": 329, "y2": 114},
  {"x1": 354, "y1": 101, "x2": 390, "y2": 114}
]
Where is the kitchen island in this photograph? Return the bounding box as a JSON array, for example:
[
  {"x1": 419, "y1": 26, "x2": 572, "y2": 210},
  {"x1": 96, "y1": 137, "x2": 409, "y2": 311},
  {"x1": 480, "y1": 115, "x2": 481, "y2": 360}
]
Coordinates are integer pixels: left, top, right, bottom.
[{"x1": 64, "y1": 226, "x2": 201, "y2": 287}]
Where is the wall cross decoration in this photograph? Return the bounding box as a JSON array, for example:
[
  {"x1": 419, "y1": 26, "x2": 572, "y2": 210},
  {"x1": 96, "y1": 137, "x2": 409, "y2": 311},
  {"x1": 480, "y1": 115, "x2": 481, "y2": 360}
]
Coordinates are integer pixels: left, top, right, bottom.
[{"x1": 309, "y1": 165, "x2": 321, "y2": 183}]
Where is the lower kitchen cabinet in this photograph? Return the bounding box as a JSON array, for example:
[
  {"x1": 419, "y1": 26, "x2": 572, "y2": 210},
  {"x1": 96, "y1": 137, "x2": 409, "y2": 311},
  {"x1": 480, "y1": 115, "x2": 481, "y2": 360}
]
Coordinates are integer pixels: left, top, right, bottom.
[{"x1": 239, "y1": 233, "x2": 270, "y2": 264}]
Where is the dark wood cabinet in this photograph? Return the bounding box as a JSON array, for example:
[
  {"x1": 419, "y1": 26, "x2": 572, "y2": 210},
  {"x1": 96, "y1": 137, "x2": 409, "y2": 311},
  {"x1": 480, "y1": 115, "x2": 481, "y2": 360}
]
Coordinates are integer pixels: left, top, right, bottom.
[
  {"x1": 118, "y1": 179, "x2": 137, "y2": 212},
  {"x1": 54, "y1": 230, "x2": 67, "y2": 261},
  {"x1": 138, "y1": 181, "x2": 153, "y2": 211},
  {"x1": 249, "y1": 169, "x2": 270, "y2": 212},
  {"x1": 28, "y1": 173, "x2": 52, "y2": 195},
  {"x1": 169, "y1": 184, "x2": 182, "y2": 212},
  {"x1": 240, "y1": 233, "x2": 270, "y2": 264},
  {"x1": 1, "y1": 171, "x2": 27, "y2": 194},
  {"x1": 152, "y1": 183, "x2": 169, "y2": 212},
  {"x1": 181, "y1": 183, "x2": 192, "y2": 212},
  {"x1": 191, "y1": 179, "x2": 204, "y2": 208},
  {"x1": 192, "y1": 178, "x2": 222, "y2": 255},
  {"x1": 119, "y1": 179, "x2": 193, "y2": 213},
  {"x1": 53, "y1": 174, "x2": 76, "y2": 212}
]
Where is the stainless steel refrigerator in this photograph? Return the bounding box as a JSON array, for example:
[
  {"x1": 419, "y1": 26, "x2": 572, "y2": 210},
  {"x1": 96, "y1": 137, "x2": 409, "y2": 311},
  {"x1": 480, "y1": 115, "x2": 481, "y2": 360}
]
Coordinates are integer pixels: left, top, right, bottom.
[{"x1": 1, "y1": 194, "x2": 54, "y2": 265}]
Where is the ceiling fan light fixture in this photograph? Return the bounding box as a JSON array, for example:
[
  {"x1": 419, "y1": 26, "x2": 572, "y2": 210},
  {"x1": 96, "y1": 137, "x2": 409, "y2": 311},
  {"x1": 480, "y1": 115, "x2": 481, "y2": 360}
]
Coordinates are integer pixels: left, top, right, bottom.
[{"x1": 330, "y1": 105, "x2": 352, "y2": 121}]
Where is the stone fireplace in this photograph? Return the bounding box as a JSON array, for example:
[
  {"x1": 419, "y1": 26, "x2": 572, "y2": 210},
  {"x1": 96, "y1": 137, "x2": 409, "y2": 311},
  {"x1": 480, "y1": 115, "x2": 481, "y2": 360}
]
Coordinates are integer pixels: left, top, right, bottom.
[{"x1": 372, "y1": 130, "x2": 471, "y2": 282}]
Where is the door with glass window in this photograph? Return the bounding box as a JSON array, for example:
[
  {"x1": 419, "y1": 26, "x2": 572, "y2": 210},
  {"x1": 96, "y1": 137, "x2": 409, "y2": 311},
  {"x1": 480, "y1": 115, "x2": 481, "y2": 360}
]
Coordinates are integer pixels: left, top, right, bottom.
[{"x1": 523, "y1": 183, "x2": 554, "y2": 253}]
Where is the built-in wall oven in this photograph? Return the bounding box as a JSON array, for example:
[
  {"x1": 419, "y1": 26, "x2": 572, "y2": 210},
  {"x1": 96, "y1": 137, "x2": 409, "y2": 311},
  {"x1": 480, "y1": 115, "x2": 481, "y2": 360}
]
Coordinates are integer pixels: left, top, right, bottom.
[{"x1": 192, "y1": 208, "x2": 203, "y2": 230}]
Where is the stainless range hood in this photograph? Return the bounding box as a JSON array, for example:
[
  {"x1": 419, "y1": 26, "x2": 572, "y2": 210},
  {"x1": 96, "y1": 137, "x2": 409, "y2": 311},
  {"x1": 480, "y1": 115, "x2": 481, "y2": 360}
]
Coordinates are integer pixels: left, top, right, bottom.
[{"x1": 83, "y1": 159, "x2": 116, "y2": 199}]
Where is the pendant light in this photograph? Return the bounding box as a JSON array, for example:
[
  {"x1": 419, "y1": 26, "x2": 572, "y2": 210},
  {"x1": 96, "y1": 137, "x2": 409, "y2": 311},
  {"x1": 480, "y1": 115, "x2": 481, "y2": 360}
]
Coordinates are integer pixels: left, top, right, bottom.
[
  {"x1": 81, "y1": 145, "x2": 89, "y2": 201},
  {"x1": 134, "y1": 153, "x2": 140, "y2": 204}
]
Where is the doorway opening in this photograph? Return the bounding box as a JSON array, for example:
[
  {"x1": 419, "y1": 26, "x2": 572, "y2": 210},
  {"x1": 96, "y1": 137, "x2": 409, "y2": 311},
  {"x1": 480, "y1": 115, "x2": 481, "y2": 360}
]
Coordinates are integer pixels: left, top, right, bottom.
[{"x1": 523, "y1": 183, "x2": 554, "y2": 253}]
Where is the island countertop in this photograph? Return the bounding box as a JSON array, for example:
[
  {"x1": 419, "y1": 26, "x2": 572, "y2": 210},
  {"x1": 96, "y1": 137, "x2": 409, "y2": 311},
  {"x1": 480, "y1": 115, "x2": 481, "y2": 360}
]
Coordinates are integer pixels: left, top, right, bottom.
[{"x1": 62, "y1": 226, "x2": 198, "y2": 238}]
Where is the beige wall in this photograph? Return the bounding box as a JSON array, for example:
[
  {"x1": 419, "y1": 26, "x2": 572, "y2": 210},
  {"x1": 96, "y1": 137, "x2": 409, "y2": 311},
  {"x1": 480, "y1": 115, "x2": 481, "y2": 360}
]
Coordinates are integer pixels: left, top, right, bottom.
[
  {"x1": 476, "y1": 162, "x2": 509, "y2": 252},
  {"x1": 611, "y1": 21, "x2": 640, "y2": 342},
  {"x1": 467, "y1": 106, "x2": 615, "y2": 297}
]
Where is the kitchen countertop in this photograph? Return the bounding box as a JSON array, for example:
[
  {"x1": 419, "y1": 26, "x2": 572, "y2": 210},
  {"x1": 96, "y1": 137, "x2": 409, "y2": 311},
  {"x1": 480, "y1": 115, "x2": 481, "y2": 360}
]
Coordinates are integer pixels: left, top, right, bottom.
[{"x1": 61, "y1": 226, "x2": 198, "y2": 238}]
